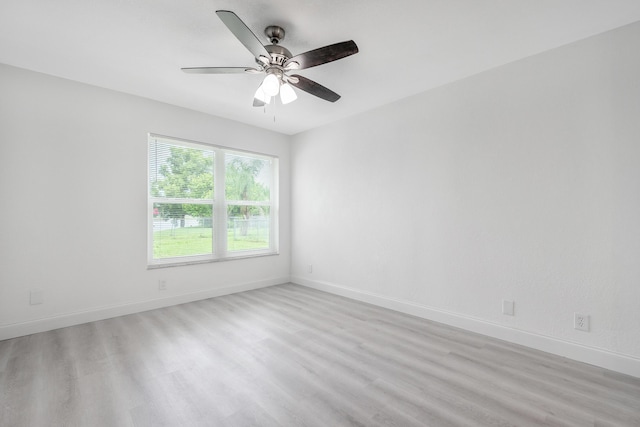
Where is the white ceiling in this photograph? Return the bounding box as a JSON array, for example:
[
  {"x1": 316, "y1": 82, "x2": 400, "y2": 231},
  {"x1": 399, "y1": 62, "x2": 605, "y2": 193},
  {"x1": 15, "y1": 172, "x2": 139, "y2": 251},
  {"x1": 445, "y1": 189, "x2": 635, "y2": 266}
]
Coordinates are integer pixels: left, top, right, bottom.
[{"x1": 2, "y1": 1, "x2": 640, "y2": 135}]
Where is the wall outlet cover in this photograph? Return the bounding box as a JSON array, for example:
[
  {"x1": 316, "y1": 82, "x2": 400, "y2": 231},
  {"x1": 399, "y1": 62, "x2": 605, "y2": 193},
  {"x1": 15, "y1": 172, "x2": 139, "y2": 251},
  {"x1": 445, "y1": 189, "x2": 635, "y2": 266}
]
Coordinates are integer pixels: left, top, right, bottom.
[
  {"x1": 502, "y1": 300, "x2": 515, "y2": 316},
  {"x1": 574, "y1": 313, "x2": 590, "y2": 332},
  {"x1": 30, "y1": 290, "x2": 44, "y2": 305}
]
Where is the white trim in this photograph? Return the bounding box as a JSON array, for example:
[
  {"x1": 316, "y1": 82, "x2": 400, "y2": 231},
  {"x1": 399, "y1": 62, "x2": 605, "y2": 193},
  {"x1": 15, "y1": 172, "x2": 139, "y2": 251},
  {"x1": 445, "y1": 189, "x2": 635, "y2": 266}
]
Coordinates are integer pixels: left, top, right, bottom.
[
  {"x1": 0, "y1": 277, "x2": 289, "y2": 341},
  {"x1": 271, "y1": 158, "x2": 279, "y2": 253},
  {"x1": 214, "y1": 147, "x2": 226, "y2": 257},
  {"x1": 150, "y1": 197, "x2": 213, "y2": 205},
  {"x1": 146, "y1": 251, "x2": 280, "y2": 269},
  {"x1": 291, "y1": 276, "x2": 640, "y2": 379},
  {"x1": 225, "y1": 200, "x2": 271, "y2": 206}
]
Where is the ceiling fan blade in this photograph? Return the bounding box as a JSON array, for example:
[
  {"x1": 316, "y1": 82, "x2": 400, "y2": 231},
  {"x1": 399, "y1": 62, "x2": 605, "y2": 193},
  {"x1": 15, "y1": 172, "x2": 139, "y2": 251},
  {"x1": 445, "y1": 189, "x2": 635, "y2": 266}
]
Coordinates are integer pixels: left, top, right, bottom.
[
  {"x1": 288, "y1": 74, "x2": 341, "y2": 102},
  {"x1": 216, "y1": 10, "x2": 270, "y2": 60},
  {"x1": 284, "y1": 40, "x2": 358, "y2": 70},
  {"x1": 181, "y1": 67, "x2": 259, "y2": 74}
]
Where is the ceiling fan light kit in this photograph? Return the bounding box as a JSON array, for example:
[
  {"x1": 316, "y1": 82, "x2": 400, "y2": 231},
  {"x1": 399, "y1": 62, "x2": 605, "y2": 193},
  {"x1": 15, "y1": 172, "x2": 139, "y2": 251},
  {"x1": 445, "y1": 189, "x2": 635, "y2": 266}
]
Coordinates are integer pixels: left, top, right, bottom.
[
  {"x1": 182, "y1": 10, "x2": 359, "y2": 107},
  {"x1": 279, "y1": 83, "x2": 297, "y2": 104},
  {"x1": 261, "y1": 72, "x2": 281, "y2": 97},
  {"x1": 253, "y1": 86, "x2": 271, "y2": 105},
  {"x1": 255, "y1": 69, "x2": 297, "y2": 105}
]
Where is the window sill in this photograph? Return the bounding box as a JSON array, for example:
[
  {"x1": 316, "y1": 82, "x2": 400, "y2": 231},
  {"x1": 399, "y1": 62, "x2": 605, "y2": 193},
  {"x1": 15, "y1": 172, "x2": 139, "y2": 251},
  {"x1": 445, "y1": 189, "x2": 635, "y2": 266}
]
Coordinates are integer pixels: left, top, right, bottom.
[{"x1": 147, "y1": 251, "x2": 279, "y2": 269}]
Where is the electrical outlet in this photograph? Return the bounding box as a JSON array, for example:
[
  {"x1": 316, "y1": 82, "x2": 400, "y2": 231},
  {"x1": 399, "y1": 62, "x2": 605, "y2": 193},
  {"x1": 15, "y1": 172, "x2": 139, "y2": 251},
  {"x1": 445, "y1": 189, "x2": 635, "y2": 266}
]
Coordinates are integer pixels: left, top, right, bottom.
[
  {"x1": 574, "y1": 313, "x2": 589, "y2": 332},
  {"x1": 158, "y1": 280, "x2": 167, "y2": 291},
  {"x1": 502, "y1": 300, "x2": 514, "y2": 316},
  {"x1": 307, "y1": 264, "x2": 313, "y2": 273}
]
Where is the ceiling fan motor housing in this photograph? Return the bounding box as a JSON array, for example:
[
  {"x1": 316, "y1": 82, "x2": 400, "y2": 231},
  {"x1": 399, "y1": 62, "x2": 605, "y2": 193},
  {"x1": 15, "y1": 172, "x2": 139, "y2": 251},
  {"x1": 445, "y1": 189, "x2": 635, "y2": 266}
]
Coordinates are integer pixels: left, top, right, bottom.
[{"x1": 265, "y1": 44, "x2": 292, "y2": 66}]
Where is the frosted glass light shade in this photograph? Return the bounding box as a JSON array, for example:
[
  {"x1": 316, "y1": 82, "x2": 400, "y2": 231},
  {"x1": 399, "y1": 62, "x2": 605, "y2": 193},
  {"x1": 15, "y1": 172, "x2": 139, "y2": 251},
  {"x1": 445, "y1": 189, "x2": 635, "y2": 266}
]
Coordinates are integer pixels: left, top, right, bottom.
[
  {"x1": 262, "y1": 74, "x2": 280, "y2": 96},
  {"x1": 280, "y1": 83, "x2": 297, "y2": 104},
  {"x1": 254, "y1": 86, "x2": 271, "y2": 104}
]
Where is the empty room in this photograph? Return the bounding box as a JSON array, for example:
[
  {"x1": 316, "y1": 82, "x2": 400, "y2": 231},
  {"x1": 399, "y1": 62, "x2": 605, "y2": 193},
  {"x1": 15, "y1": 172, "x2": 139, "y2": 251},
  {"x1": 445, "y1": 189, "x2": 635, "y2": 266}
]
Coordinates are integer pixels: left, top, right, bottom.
[{"x1": 1, "y1": 1, "x2": 639, "y2": 425}]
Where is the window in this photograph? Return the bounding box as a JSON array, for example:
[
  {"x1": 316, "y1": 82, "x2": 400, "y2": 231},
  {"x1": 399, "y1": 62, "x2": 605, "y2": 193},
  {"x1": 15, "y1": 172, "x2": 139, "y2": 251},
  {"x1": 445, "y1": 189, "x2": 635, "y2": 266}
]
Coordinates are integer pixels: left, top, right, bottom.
[{"x1": 148, "y1": 134, "x2": 278, "y2": 266}]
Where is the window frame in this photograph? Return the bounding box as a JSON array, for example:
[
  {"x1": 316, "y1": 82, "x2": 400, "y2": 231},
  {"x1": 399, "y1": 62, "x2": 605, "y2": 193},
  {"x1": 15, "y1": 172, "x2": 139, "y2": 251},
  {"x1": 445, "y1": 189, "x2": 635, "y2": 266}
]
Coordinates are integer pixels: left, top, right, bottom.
[{"x1": 147, "y1": 133, "x2": 279, "y2": 268}]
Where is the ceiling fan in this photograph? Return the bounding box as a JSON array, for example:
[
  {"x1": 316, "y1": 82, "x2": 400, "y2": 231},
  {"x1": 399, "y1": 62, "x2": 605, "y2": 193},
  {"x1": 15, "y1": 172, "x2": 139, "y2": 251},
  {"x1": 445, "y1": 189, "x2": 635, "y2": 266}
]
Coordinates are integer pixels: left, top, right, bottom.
[{"x1": 182, "y1": 10, "x2": 359, "y2": 107}]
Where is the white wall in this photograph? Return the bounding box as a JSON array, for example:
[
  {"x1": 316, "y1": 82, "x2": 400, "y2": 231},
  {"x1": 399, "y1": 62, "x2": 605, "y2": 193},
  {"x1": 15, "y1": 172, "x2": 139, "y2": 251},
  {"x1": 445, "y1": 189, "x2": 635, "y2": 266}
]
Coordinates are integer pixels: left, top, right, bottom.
[
  {"x1": 0, "y1": 64, "x2": 291, "y2": 339},
  {"x1": 291, "y1": 22, "x2": 640, "y2": 376}
]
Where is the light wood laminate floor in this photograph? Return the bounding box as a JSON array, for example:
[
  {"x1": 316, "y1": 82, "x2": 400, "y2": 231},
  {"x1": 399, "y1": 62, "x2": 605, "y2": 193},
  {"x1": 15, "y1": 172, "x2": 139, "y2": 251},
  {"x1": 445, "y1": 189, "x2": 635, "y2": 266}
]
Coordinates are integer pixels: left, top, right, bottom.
[{"x1": 1, "y1": 284, "x2": 639, "y2": 426}]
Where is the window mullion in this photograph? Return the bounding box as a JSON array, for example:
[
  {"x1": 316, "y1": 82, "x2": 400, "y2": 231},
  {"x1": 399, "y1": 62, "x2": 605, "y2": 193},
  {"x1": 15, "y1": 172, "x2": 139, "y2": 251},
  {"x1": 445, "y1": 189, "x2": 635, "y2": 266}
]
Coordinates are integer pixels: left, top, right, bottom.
[{"x1": 213, "y1": 148, "x2": 227, "y2": 257}]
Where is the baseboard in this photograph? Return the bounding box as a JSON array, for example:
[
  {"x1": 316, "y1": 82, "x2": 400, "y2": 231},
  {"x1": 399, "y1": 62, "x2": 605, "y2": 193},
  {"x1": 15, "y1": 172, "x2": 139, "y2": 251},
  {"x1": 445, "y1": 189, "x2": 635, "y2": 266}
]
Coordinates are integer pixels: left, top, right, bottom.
[
  {"x1": 291, "y1": 276, "x2": 640, "y2": 379},
  {"x1": 0, "y1": 276, "x2": 289, "y2": 341}
]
